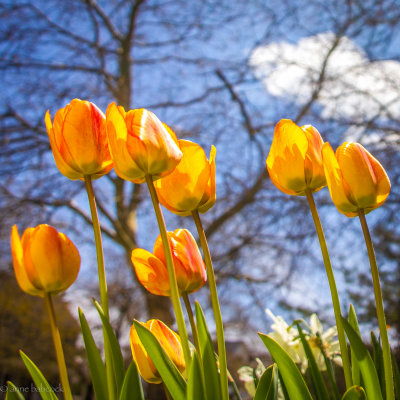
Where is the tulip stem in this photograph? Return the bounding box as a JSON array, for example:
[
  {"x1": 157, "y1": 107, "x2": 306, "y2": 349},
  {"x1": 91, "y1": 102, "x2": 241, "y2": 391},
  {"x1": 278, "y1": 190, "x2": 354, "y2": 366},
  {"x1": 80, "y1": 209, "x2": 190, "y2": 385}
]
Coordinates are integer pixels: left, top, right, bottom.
[
  {"x1": 84, "y1": 175, "x2": 116, "y2": 400},
  {"x1": 183, "y1": 293, "x2": 202, "y2": 362},
  {"x1": 44, "y1": 293, "x2": 73, "y2": 400},
  {"x1": 145, "y1": 175, "x2": 192, "y2": 369},
  {"x1": 305, "y1": 190, "x2": 352, "y2": 389},
  {"x1": 192, "y1": 210, "x2": 229, "y2": 400},
  {"x1": 358, "y1": 210, "x2": 394, "y2": 400}
]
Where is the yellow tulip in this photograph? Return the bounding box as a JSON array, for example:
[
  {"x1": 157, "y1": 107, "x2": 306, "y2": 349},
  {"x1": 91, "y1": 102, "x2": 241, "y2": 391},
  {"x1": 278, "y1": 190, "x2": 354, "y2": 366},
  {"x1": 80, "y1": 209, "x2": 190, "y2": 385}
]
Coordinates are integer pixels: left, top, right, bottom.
[
  {"x1": 266, "y1": 119, "x2": 327, "y2": 195},
  {"x1": 154, "y1": 140, "x2": 216, "y2": 216},
  {"x1": 106, "y1": 103, "x2": 182, "y2": 183},
  {"x1": 10, "y1": 224, "x2": 80, "y2": 296},
  {"x1": 131, "y1": 229, "x2": 206, "y2": 296},
  {"x1": 130, "y1": 319, "x2": 185, "y2": 384},
  {"x1": 45, "y1": 99, "x2": 113, "y2": 180},
  {"x1": 322, "y1": 142, "x2": 390, "y2": 217}
]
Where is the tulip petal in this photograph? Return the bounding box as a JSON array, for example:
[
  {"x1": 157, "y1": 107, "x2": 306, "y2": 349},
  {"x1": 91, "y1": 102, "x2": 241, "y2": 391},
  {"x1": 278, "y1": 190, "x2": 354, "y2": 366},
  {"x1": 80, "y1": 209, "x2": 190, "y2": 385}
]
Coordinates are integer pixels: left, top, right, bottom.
[
  {"x1": 57, "y1": 232, "x2": 81, "y2": 293},
  {"x1": 322, "y1": 143, "x2": 357, "y2": 217},
  {"x1": 199, "y1": 144, "x2": 217, "y2": 214},
  {"x1": 45, "y1": 111, "x2": 82, "y2": 180},
  {"x1": 267, "y1": 119, "x2": 308, "y2": 195},
  {"x1": 10, "y1": 226, "x2": 42, "y2": 296},
  {"x1": 131, "y1": 249, "x2": 171, "y2": 296}
]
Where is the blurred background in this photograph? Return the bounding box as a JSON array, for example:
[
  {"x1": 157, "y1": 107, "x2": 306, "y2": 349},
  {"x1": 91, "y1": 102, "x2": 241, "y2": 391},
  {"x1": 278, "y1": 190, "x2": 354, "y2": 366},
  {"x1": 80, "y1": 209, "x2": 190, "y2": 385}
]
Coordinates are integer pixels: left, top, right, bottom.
[{"x1": 1, "y1": 0, "x2": 400, "y2": 398}]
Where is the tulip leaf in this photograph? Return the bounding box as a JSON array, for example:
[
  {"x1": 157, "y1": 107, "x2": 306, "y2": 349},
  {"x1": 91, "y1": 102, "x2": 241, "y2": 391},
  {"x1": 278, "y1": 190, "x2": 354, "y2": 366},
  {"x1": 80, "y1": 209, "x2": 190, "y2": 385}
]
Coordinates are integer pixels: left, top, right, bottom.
[
  {"x1": 341, "y1": 318, "x2": 383, "y2": 400},
  {"x1": 392, "y1": 351, "x2": 400, "y2": 400},
  {"x1": 78, "y1": 308, "x2": 108, "y2": 400},
  {"x1": 195, "y1": 302, "x2": 222, "y2": 400},
  {"x1": 94, "y1": 300, "x2": 125, "y2": 397},
  {"x1": 19, "y1": 351, "x2": 58, "y2": 400},
  {"x1": 254, "y1": 364, "x2": 278, "y2": 400},
  {"x1": 118, "y1": 361, "x2": 144, "y2": 400},
  {"x1": 186, "y1": 351, "x2": 206, "y2": 400},
  {"x1": 133, "y1": 320, "x2": 186, "y2": 400},
  {"x1": 258, "y1": 333, "x2": 313, "y2": 400},
  {"x1": 5, "y1": 381, "x2": 26, "y2": 400},
  {"x1": 370, "y1": 331, "x2": 384, "y2": 391},
  {"x1": 348, "y1": 305, "x2": 361, "y2": 387},
  {"x1": 295, "y1": 322, "x2": 330, "y2": 400},
  {"x1": 341, "y1": 386, "x2": 367, "y2": 400}
]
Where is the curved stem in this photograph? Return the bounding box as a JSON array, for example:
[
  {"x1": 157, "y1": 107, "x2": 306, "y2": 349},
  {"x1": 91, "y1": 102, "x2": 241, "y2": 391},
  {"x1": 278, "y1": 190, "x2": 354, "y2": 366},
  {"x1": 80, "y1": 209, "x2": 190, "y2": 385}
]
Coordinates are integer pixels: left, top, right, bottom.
[
  {"x1": 84, "y1": 176, "x2": 115, "y2": 400},
  {"x1": 192, "y1": 210, "x2": 229, "y2": 400},
  {"x1": 44, "y1": 293, "x2": 73, "y2": 400},
  {"x1": 182, "y1": 293, "x2": 202, "y2": 362},
  {"x1": 306, "y1": 190, "x2": 352, "y2": 389},
  {"x1": 358, "y1": 210, "x2": 394, "y2": 400},
  {"x1": 145, "y1": 175, "x2": 191, "y2": 369}
]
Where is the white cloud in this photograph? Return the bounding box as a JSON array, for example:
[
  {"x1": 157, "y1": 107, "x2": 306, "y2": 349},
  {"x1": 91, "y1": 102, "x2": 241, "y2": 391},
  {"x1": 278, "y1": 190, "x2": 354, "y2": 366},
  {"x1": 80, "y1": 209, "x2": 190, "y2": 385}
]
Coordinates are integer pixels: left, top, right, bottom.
[{"x1": 250, "y1": 32, "x2": 400, "y2": 124}]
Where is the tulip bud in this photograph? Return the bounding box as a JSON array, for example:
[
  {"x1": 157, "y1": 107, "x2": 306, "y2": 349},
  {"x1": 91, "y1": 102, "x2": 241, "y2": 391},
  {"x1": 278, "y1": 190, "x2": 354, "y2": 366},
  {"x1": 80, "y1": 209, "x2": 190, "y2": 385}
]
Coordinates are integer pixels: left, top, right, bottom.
[
  {"x1": 266, "y1": 119, "x2": 327, "y2": 195},
  {"x1": 45, "y1": 99, "x2": 113, "y2": 180},
  {"x1": 130, "y1": 319, "x2": 186, "y2": 384},
  {"x1": 155, "y1": 140, "x2": 216, "y2": 216},
  {"x1": 131, "y1": 229, "x2": 206, "y2": 296},
  {"x1": 106, "y1": 103, "x2": 182, "y2": 183},
  {"x1": 10, "y1": 225, "x2": 80, "y2": 296},
  {"x1": 322, "y1": 142, "x2": 390, "y2": 217}
]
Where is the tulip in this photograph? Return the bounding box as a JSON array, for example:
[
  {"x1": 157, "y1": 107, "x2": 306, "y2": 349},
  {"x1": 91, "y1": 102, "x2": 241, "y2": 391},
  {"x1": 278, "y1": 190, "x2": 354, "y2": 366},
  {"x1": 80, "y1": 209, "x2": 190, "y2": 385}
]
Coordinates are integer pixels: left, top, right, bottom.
[
  {"x1": 131, "y1": 229, "x2": 206, "y2": 296},
  {"x1": 322, "y1": 142, "x2": 390, "y2": 217},
  {"x1": 266, "y1": 119, "x2": 326, "y2": 195},
  {"x1": 10, "y1": 224, "x2": 80, "y2": 296},
  {"x1": 130, "y1": 319, "x2": 185, "y2": 383},
  {"x1": 106, "y1": 103, "x2": 182, "y2": 183},
  {"x1": 154, "y1": 140, "x2": 216, "y2": 216},
  {"x1": 45, "y1": 99, "x2": 113, "y2": 180}
]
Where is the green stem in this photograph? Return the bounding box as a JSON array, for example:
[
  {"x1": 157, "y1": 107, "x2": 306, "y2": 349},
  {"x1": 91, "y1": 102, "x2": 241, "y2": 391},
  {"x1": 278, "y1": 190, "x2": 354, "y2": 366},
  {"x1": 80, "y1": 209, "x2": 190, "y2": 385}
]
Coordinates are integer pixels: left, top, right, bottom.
[
  {"x1": 183, "y1": 293, "x2": 202, "y2": 362},
  {"x1": 192, "y1": 210, "x2": 229, "y2": 400},
  {"x1": 145, "y1": 175, "x2": 191, "y2": 369},
  {"x1": 44, "y1": 293, "x2": 73, "y2": 400},
  {"x1": 305, "y1": 190, "x2": 352, "y2": 389},
  {"x1": 358, "y1": 210, "x2": 394, "y2": 400},
  {"x1": 84, "y1": 175, "x2": 116, "y2": 400}
]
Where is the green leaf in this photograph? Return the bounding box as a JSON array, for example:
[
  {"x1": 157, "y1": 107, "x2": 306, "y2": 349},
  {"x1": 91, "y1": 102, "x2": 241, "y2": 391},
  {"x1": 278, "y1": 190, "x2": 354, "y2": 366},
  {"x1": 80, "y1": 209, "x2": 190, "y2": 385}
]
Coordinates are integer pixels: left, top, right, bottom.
[
  {"x1": 186, "y1": 351, "x2": 206, "y2": 400},
  {"x1": 254, "y1": 364, "x2": 278, "y2": 400},
  {"x1": 391, "y1": 352, "x2": 400, "y2": 400},
  {"x1": 348, "y1": 305, "x2": 361, "y2": 387},
  {"x1": 258, "y1": 333, "x2": 313, "y2": 400},
  {"x1": 19, "y1": 351, "x2": 58, "y2": 400},
  {"x1": 341, "y1": 385, "x2": 367, "y2": 400},
  {"x1": 295, "y1": 322, "x2": 330, "y2": 400},
  {"x1": 78, "y1": 308, "x2": 108, "y2": 400},
  {"x1": 133, "y1": 320, "x2": 186, "y2": 400},
  {"x1": 94, "y1": 300, "x2": 125, "y2": 397},
  {"x1": 5, "y1": 382, "x2": 26, "y2": 400},
  {"x1": 370, "y1": 331, "x2": 384, "y2": 393},
  {"x1": 118, "y1": 362, "x2": 144, "y2": 400},
  {"x1": 195, "y1": 302, "x2": 222, "y2": 400},
  {"x1": 341, "y1": 318, "x2": 383, "y2": 400}
]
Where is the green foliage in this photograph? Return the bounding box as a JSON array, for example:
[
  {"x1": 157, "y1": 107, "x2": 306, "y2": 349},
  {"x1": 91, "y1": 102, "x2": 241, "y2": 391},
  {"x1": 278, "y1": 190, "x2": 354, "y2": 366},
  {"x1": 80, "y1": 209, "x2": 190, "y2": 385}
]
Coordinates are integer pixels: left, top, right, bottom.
[
  {"x1": 78, "y1": 308, "x2": 108, "y2": 400},
  {"x1": 19, "y1": 351, "x2": 58, "y2": 400},
  {"x1": 341, "y1": 386, "x2": 367, "y2": 400},
  {"x1": 258, "y1": 333, "x2": 313, "y2": 400},
  {"x1": 186, "y1": 351, "x2": 206, "y2": 400},
  {"x1": 341, "y1": 318, "x2": 383, "y2": 400},
  {"x1": 195, "y1": 302, "x2": 222, "y2": 400},
  {"x1": 119, "y1": 362, "x2": 145, "y2": 400},
  {"x1": 5, "y1": 382, "x2": 26, "y2": 400},
  {"x1": 348, "y1": 305, "x2": 362, "y2": 387},
  {"x1": 254, "y1": 364, "x2": 278, "y2": 400}
]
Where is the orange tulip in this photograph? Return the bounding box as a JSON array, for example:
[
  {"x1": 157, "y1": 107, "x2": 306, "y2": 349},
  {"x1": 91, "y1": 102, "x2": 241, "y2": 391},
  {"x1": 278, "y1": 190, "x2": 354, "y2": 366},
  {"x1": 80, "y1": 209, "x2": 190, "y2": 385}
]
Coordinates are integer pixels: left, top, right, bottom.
[
  {"x1": 322, "y1": 142, "x2": 390, "y2": 217},
  {"x1": 266, "y1": 119, "x2": 327, "y2": 195},
  {"x1": 106, "y1": 103, "x2": 182, "y2": 183},
  {"x1": 131, "y1": 229, "x2": 206, "y2": 296},
  {"x1": 45, "y1": 99, "x2": 113, "y2": 180},
  {"x1": 154, "y1": 140, "x2": 216, "y2": 216},
  {"x1": 130, "y1": 319, "x2": 185, "y2": 383},
  {"x1": 10, "y1": 224, "x2": 80, "y2": 296}
]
